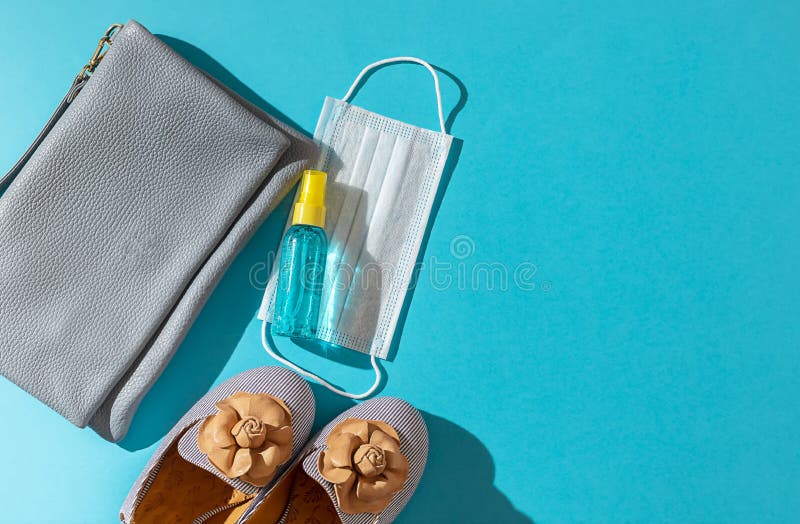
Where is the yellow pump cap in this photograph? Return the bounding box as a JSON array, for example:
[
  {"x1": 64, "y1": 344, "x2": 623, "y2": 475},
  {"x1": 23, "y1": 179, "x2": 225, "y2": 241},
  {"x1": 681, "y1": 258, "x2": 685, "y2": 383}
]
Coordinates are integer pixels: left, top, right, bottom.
[{"x1": 292, "y1": 170, "x2": 327, "y2": 228}]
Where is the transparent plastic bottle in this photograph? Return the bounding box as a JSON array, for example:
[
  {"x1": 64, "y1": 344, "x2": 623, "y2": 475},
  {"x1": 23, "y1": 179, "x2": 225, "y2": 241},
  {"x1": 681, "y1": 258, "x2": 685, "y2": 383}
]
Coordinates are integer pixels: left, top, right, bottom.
[{"x1": 272, "y1": 170, "x2": 328, "y2": 339}]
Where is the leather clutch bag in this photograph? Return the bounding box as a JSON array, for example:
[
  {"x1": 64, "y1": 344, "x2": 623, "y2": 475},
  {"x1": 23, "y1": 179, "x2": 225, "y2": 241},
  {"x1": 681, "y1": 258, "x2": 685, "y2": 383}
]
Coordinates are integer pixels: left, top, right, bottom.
[{"x1": 0, "y1": 20, "x2": 316, "y2": 442}]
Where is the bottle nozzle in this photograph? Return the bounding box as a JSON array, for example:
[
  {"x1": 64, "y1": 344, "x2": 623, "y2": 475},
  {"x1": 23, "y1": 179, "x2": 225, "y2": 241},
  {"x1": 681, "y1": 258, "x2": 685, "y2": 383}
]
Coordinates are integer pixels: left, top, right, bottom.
[{"x1": 292, "y1": 170, "x2": 327, "y2": 227}]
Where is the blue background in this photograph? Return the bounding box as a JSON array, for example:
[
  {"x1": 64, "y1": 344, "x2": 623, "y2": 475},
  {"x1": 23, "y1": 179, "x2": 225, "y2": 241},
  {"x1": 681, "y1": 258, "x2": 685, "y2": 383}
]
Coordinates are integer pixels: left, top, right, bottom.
[{"x1": 1, "y1": 1, "x2": 799, "y2": 522}]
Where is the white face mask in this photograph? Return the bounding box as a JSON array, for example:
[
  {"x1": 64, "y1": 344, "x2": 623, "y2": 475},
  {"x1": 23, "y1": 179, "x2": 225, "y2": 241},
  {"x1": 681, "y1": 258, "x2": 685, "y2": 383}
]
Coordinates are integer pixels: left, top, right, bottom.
[{"x1": 259, "y1": 57, "x2": 453, "y2": 398}]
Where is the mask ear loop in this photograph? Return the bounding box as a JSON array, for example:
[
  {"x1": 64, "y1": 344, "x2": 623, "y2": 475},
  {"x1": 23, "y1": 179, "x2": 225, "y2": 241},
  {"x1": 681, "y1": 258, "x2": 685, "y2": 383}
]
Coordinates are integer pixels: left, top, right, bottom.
[
  {"x1": 261, "y1": 319, "x2": 382, "y2": 400},
  {"x1": 342, "y1": 56, "x2": 447, "y2": 134}
]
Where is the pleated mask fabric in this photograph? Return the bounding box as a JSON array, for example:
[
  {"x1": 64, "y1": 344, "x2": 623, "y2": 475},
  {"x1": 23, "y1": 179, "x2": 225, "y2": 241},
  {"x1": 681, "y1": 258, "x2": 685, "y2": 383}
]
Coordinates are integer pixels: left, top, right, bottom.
[{"x1": 260, "y1": 58, "x2": 453, "y2": 396}]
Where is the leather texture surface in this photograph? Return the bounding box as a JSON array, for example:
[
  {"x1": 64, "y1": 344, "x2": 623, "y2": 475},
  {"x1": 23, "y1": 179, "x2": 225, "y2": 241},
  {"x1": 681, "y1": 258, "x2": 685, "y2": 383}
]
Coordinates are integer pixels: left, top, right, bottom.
[
  {"x1": 0, "y1": 75, "x2": 87, "y2": 194},
  {"x1": 0, "y1": 20, "x2": 316, "y2": 442}
]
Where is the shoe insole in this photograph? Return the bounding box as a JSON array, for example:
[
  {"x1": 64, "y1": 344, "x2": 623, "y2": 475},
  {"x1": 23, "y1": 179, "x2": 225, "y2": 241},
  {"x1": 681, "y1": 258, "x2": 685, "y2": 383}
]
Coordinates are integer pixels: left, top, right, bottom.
[
  {"x1": 132, "y1": 440, "x2": 253, "y2": 524},
  {"x1": 246, "y1": 468, "x2": 341, "y2": 524}
]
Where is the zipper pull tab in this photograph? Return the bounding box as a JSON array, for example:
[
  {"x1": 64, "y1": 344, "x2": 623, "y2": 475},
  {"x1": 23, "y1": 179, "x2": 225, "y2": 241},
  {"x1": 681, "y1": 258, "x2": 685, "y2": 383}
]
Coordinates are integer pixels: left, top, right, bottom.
[{"x1": 77, "y1": 23, "x2": 123, "y2": 80}]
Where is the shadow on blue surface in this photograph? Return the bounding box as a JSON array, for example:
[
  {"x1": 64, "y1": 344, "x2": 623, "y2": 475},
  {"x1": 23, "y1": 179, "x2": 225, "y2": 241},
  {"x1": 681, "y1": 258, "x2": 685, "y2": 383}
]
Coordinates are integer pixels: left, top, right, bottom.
[
  {"x1": 407, "y1": 412, "x2": 534, "y2": 523},
  {"x1": 303, "y1": 388, "x2": 533, "y2": 522}
]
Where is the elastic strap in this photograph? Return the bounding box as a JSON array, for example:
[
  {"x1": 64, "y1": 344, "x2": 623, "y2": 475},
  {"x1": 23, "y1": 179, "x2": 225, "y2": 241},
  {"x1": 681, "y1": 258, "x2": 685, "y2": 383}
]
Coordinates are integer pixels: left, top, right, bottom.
[
  {"x1": 342, "y1": 56, "x2": 447, "y2": 134},
  {"x1": 261, "y1": 319, "x2": 382, "y2": 400}
]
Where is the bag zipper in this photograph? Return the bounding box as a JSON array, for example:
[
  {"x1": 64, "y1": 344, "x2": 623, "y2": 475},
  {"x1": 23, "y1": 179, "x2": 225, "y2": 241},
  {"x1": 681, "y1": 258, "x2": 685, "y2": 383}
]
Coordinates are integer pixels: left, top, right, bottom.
[
  {"x1": 122, "y1": 451, "x2": 168, "y2": 522},
  {"x1": 191, "y1": 497, "x2": 256, "y2": 524}
]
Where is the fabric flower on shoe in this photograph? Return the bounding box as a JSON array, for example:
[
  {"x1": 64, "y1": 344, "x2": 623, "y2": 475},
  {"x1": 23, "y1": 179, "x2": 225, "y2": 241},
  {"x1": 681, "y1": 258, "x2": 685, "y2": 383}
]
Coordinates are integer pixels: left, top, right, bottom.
[
  {"x1": 197, "y1": 392, "x2": 292, "y2": 487},
  {"x1": 318, "y1": 418, "x2": 410, "y2": 514}
]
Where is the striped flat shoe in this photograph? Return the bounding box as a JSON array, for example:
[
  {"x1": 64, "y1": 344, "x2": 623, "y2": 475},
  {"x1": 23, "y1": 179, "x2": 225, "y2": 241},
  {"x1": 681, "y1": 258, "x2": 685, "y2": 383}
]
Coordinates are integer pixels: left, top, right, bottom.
[
  {"x1": 237, "y1": 397, "x2": 429, "y2": 524},
  {"x1": 119, "y1": 366, "x2": 315, "y2": 524}
]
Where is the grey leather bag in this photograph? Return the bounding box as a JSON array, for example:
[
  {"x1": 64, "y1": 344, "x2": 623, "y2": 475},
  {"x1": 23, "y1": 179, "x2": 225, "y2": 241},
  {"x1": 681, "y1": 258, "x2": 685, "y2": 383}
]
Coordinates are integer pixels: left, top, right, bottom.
[{"x1": 0, "y1": 20, "x2": 316, "y2": 442}]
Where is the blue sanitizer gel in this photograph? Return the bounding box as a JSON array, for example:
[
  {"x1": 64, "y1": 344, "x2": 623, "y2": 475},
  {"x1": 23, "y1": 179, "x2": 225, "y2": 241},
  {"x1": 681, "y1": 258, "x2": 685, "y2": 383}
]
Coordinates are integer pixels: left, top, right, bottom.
[{"x1": 272, "y1": 170, "x2": 328, "y2": 339}]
